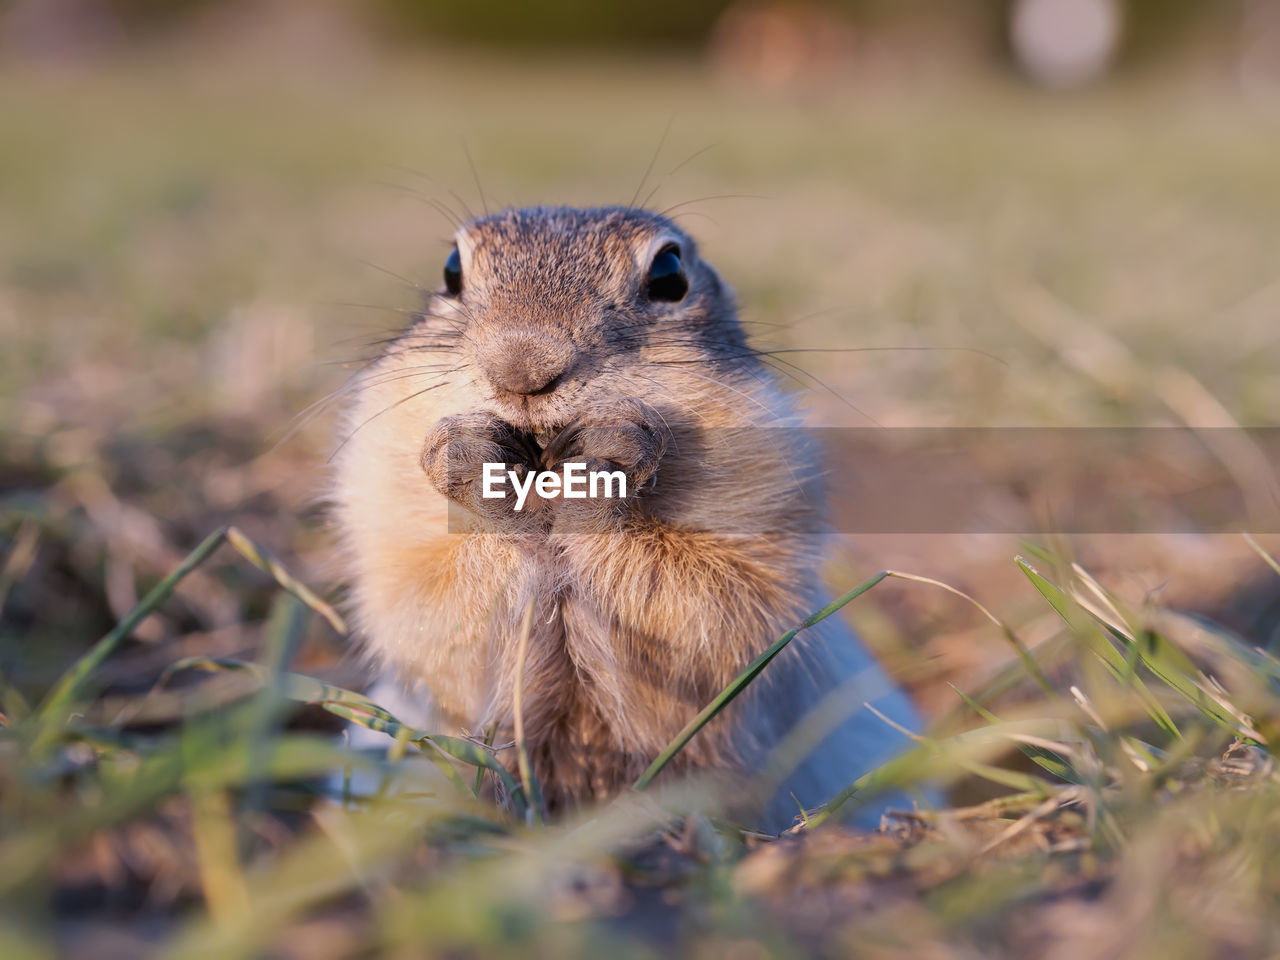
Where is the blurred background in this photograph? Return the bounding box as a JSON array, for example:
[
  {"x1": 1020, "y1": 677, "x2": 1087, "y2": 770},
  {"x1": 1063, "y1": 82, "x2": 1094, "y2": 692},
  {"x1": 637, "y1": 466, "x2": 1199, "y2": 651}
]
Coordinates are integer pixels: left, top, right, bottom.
[
  {"x1": 3, "y1": 0, "x2": 1280, "y2": 716},
  {"x1": 4, "y1": 4, "x2": 1280, "y2": 958}
]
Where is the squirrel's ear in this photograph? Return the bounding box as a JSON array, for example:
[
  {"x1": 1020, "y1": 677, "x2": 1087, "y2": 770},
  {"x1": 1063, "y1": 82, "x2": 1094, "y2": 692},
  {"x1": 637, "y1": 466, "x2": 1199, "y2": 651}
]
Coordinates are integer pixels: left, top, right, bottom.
[{"x1": 646, "y1": 244, "x2": 688, "y2": 302}]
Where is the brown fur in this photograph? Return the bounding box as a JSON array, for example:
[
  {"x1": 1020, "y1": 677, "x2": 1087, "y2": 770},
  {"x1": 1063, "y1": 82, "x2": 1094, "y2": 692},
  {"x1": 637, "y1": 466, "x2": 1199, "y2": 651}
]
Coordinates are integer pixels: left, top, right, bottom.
[{"x1": 331, "y1": 206, "x2": 913, "y2": 822}]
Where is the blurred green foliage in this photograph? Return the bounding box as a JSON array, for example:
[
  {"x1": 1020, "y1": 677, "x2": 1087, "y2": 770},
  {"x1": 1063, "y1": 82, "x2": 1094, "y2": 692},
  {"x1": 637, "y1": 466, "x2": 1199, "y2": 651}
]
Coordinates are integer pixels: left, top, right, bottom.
[
  {"x1": 1122, "y1": 0, "x2": 1237, "y2": 62},
  {"x1": 2, "y1": 0, "x2": 1249, "y2": 63},
  {"x1": 369, "y1": 0, "x2": 1235, "y2": 57},
  {"x1": 372, "y1": 0, "x2": 732, "y2": 49},
  {"x1": 99, "y1": 0, "x2": 219, "y2": 33}
]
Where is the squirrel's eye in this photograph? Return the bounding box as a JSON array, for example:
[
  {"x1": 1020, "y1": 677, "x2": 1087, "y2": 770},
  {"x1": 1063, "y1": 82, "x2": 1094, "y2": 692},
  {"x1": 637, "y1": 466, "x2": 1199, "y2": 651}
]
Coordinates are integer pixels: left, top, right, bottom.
[
  {"x1": 443, "y1": 247, "x2": 463, "y2": 296},
  {"x1": 646, "y1": 244, "x2": 687, "y2": 302}
]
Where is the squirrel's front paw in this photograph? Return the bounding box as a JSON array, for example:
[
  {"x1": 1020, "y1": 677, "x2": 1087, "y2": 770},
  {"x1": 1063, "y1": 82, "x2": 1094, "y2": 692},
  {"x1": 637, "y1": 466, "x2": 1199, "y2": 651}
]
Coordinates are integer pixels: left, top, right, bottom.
[
  {"x1": 420, "y1": 412, "x2": 542, "y2": 528},
  {"x1": 542, "y1": 398, "x2": 670, "y2": 524}
]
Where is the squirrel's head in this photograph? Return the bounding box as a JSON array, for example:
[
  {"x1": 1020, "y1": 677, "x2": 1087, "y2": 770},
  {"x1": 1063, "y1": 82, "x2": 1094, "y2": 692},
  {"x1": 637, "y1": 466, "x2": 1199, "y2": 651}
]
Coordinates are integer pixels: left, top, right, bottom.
[{"x1": 417, "y1": 205, "x2": 750, "y2": 433}]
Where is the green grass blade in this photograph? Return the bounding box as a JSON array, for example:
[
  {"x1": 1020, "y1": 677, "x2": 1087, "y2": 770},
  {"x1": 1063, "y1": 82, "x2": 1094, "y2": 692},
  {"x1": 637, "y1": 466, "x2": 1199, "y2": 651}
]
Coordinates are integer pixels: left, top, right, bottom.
[
  {"x1": 240, "y1": 594, "x2": 312, "y2": 827},
  {"x1": 949, "y1": 682, "x2": 1000, "y2": 723},
  {"x1": 319, "y1": 701, "x2": 471, "y2": 796},
  {"x1": 632, "y1": 571, "x2": 891, "y2": 792},
  {"x1": 812, "y1": 719, "x2": 1066, "y2": 827},
  {"x1": 1016, "y1": 556, "x2": 1181, "y2": 739},
  {"x1": 170, "y1": 658, "x2": 524, "y2": 812},
  {"x1": 473, "y1": 724, "x2": 497, "y2": 797},
  {"x1": 33, "y1": 526, "x2": 230, "y2": 736},
  {"x1": 0, "y1": 662, "x2": 31, "y2": 725},
  {"x1": 422, "y1": 733, "x2": 523, "y2": 806},
  {"x1": 948, "y1": 683, "x2": 1081, "y2": 784},
  {"x1": 1125, "y1": 627, "x2": 1255, "y2": 736},
  {"x1": 33, "y1": 524, "x2": 344, "y2": 747},
  {"x1": 933, "y1": 633, "x2": 1074, "y2": 736},
  {"x1": 0, "y1": 925, "x2": 53, "y2": 960},
  {"x1": 1019, "y1": 556, "x2": 1257, "y2": 739}
]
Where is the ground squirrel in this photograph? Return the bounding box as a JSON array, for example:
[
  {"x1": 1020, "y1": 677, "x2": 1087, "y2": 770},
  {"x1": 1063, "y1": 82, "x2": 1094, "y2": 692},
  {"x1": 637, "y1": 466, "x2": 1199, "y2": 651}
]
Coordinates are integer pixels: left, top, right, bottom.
[{"x1": 332, "y1": 205, "x2": 923, "y2": 829}]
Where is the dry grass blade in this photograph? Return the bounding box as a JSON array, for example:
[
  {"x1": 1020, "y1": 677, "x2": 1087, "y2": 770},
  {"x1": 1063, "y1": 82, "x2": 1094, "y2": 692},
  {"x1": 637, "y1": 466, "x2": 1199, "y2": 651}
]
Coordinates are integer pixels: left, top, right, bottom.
[
  {"x1": 186, "y1": 786, "x2": 251, "y2": 930},
  {"x1": 1016, "y1": 556, "x2": 1182, "y2": 739},
  {"x1": 977, "y1": 788, "x2": 1082, "y2": 855},
  {"x1": 511, "y1": 599, "x2": 544, "y2": 825},
  {"x1": 225, "y1": 527, "x2": 347, "y2": 635},
  {"x1": 885, "y1": 570, "x2": 1057, "y2": 697},
  {"x1": 161, "y1": 803, "x2": 429, "y2": 960},
  {"x1": 807, "y1": 718, "x2": 1069, "y2": 828},
  {"x1": 1244, "y1": 532, "x2": 1280, "y2": 580},
  {"x1": 0, "y1": 520, "x2": 40, "y2": 617},
  {"x1": 167, "y1": 657, "x2": 397, "y2": 721}
]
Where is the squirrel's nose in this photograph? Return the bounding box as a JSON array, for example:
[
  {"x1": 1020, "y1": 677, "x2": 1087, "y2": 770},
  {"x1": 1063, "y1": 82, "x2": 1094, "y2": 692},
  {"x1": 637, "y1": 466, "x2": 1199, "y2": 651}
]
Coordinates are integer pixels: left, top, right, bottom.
[{"x1": 480, "y1": 331, "x2": 575, "y2": 397}]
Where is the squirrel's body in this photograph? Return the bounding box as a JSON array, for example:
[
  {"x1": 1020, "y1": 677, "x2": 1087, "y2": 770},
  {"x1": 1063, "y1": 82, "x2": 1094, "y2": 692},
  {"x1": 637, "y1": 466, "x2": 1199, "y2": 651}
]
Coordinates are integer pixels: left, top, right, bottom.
[{"x1": 332, "y1": 206, "x2": 921, "y2": 828}]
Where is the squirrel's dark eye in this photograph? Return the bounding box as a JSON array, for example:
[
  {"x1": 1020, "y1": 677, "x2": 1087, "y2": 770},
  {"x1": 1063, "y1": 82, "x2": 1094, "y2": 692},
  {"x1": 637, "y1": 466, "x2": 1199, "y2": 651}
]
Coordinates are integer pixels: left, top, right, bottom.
[
  {"x1": 646, "y1": 244, "x2": 687, "y2": 302},
  {"x1": 443, "y1": 247, "x2": 463, "y2": 296}
]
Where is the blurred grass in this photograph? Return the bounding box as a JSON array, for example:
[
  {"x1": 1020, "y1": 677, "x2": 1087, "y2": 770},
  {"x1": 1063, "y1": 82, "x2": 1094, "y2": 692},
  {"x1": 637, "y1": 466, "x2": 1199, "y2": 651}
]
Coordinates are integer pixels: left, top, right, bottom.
[
  {"x1": 4, "y1": 53, "x2": 1280, "y2": 432},
  {"x1": 2, "y1": 43, "x2": 1280, "y2": 959},
  {"x1": 2, "y1": 507, "x2": 1279, "y2": 958}
]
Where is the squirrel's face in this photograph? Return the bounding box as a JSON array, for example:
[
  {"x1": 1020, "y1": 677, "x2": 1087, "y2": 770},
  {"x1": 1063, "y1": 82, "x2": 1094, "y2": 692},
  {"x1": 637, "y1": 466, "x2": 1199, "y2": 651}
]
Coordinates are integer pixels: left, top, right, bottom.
[{"x1": 417, "y1": 206, "x2": 747, "y2": 433}]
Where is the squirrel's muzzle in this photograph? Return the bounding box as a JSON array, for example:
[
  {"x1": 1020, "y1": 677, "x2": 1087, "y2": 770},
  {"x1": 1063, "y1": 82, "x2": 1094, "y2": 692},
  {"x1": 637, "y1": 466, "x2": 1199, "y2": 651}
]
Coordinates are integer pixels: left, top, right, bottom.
[{"x1": 479, "y1": 330, "x2": 576, "y2": 397}]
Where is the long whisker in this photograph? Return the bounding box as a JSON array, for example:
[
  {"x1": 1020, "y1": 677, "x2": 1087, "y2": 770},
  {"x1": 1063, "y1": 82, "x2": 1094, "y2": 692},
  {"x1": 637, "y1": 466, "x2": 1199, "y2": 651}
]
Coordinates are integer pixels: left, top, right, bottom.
[
  {"x1": 637, "y1": 349, "x2": 878, "y2": 426},
  {"x1": 328, "y1": 378, "x2": 460, "y2": 463},
  {"x1": 291, "y1": 353, "x2": 462, "y2": 428},
  {"x1": 666, "y1": 211, "x2": 720, "y2": 230},
  {"x1": 631, "y1": 116, "x2": 674, "y2": 209},
  {"x1": 657, "y1": 194, "x2": 770, "y2": 218},
  {"x1": 759, "y1": 345, "x2": 1007, "y2": 365},
  {"x1": 637, "y1": 362, "x2": 776, "y2": 424},
  {"x1": 608, "y1": 369, "x2": 745, "y2": 462},
  {"x1": 375, "y1": 179, "x2": 466, "y2": 231},
  {"x1": 640, "y1": 141, "x2": 722, "y2": 210},
  {"x1": 387, "y1": 164, "x2": 476, "y2": 223},
  {"x1": 462, "y1": 140, "x2": 490, "y2": 216},
  {"x1": 323, "y1": 300, "x2": 422, "y2": 317},
  {"x1": 274, "y1": 365, "x2": 459, "y2": 453},
  {"x1": 355, "y1": 258, "x2": 428, "y2": 294},
  {"x1": 615, "y1": 331, "x2": 890, "y2": 426},
  {"x1": 754, "y1": 353, "x2": 883, "y2": 428},
  {"x1": 623, "y1": 364, "x2": 810, "y2": 498}
]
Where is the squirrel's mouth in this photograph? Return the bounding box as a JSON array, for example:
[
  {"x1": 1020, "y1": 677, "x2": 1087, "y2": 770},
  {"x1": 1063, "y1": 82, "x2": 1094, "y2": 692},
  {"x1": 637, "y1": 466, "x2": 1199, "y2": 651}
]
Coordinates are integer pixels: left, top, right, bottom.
[
  {"x1": 488, "y1": 388, "x2": 575, "y2": 436},
  {"x1": 532, "y1": 425, "x2": 564, "y2": 451},
  {"x1": 496, "y1": 421, "x2": 580, "y2": 471}
]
